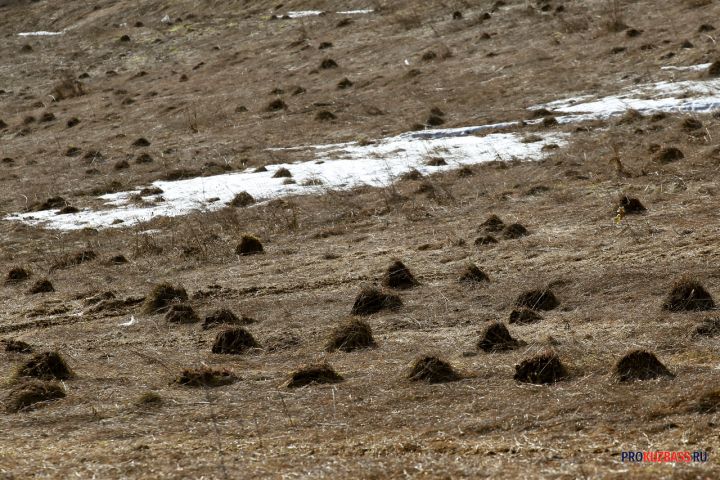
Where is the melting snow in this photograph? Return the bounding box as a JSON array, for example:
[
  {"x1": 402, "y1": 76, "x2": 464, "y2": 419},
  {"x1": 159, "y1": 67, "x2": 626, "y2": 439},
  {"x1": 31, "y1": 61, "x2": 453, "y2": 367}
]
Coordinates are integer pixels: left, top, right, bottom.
[
  {"x1": 6, "y1": 132, "x2": 564, "y2": 231},
  {"x1": 286, "y1": 11, "x2": 324, "y2": 18},
  {"x1": 536, "y1": 70, "x2": 720, "y2": 120},
  {"x1": 285, "y1": 9, "x2": 373, "y2": 18},
  {"x1": 17, "y1": 31, "x2": 64, "y2": 36},
  {"x1": 6, "y1": 64, "x2": 720, "y2": 231},
  {"x1": 660, "y1": 63, "x2": 712, "y2": 72}
]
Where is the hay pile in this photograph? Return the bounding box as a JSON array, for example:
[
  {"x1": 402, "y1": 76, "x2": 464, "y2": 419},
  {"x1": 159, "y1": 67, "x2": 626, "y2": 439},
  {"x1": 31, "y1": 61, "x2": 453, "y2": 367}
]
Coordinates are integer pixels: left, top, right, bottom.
[{"x1": 408, "y1": 356, "x2": 460, "y2": 383}]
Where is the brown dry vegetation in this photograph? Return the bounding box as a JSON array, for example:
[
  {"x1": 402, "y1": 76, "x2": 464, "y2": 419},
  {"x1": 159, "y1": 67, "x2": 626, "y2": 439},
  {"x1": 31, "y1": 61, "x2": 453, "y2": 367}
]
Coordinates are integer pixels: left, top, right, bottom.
[{"x1": 1, "y1": 0, "x2": 720, "y2": 478}]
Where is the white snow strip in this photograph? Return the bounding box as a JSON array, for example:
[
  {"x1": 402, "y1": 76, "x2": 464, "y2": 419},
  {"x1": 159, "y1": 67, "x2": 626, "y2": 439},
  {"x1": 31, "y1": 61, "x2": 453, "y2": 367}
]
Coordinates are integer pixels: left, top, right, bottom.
[
  {"x1": 285, "y1": 9, "x2": 373, "y2": 18},
  {"x1": 661, "y1": 63, "x2": 712, "y2": 72},
  {"x1": 17, "y1": 31, "x2": 64, "y2": 36},
  {"x1": 535, "y1": 73, "x2": 720, "y2": 120},
  {"x1": 5, "y1": 132, "x2": 565, "y2": 231},
  {"x1": 119, "y1": 315, "x2": 137, "y2": 327},
  {"x1": 337, "y1": 9, "x2": 374, "y2": 14},
  {"x1": 286, "y1": 10, "x2": 325, "y2": 18}
]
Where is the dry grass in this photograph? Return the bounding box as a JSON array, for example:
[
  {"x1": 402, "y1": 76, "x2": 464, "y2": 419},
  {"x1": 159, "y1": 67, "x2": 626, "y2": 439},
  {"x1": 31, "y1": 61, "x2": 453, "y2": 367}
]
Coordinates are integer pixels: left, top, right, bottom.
[{"x1": 1, "y1": 0, "x2": 720, "y2": 477}]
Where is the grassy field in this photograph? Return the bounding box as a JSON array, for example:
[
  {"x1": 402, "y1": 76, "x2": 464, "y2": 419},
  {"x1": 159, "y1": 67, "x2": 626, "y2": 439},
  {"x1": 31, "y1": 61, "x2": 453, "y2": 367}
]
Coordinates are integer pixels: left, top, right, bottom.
[{"x1": 1, "y1": 0, "x2": 720, "y2": 478}]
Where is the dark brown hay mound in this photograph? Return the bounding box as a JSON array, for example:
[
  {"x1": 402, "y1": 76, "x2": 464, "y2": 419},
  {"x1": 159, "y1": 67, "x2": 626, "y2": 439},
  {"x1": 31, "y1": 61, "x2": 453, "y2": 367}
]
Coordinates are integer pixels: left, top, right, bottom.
[
  {"x1": 654, "y1": 146, "x2": 684, "y2": 163},
  {"x1": 477, "y1": 322, "x2": 522, "y2": 352},
  {"x1": 337, "y1": 77, "x2": 353, "y2": 89},
  {"x1": 618, "y1": 195, "x2": 646, "y2": 213},
  {"x1": 663, "y1": 279, "x2": 715, "y2": 312},
  {"x1": 400, "y1": 168, "x2": 423, "y2": 180},
  {"x1": 5, "y1": 379, "x2": 65, "y2": 413},
  {"x1": 236, "y1": 235, "x2": 264, "y2": 255},
  {"x1": 474, "y1": 235, "x2": 498, "y2": 246},
  {"x1": 272, "y1": 167, "x2": 292, "y2": 178},
  {"x1": 287, "y1": 363, "x2": 343, "y2": 388},
  {"x1": 502, "y1": 223, "x2": 529, "y2": 239},
  {"x1": 326, "y1": 319, "x2": 376, "y2": 352},
  {"x1": 694, "y1": 317, "x2": 720, "y2": 337},
  {"x1": 456, "y1": 165, "x2": 474, "y2": 177},
  {"x1": 458, "y1": 264, "x2": 489, "y2": 283},
  {"x1": 28, "y1": 279, "x2": 54, "y2": 294},
  {"x1": 320, "y1": 58, "x2": 338, "y2": 69},
  {"x1": 212, "y1": 327, "x2": 259, "y2": 354},
  {"x1": 135, "y1": 153, "x2": 153, "y2": 164},
  {"x1": 480, "y1": 214, "x2": 505, "y2": 232},
  {"x1": 351, "y1": 287, "x2": 402, "y2": 315},
  {"x1": 383, "y1": 260, "x2": 419, "y2": 290},
  {"x1": 426, "y1": 115, "x2": 446, "y2": 127},
  {"x1": 109, "y1": 254, "x2": 128, "y2": 264},
  {"x1": 514, "y1": 351, "x2": 567, "y2": 384},
  {"x1": 429, "y1": 107, "x2": 445, "y2": 117},
  {"x1": 143, "y1": 283, "x2": 188, "y2": 314},
  {"x1": 615, "y1": 349, "x2": 673, "y2": 381},
  {"x1": 203, "y1": 309, "x2": 255, "y2": 329},
  {"x1": 425, "y1": 157, "x2": 447, "y2": 166},
  {"x1": 408, "y1": 356, "x2": 460, "y2": 383},
  {"x1": 165, "y1": 304, "x2": 200, "y2": 324},
  {"x1": 515, "y1": 289, "x2": 559, "y2": 311},
  {"x1": 228, "y1": 191, "x2": 254, "y2": 207},
  {"x1": 132, "y1": 137, "x2": 150, "y2": 147},
  {"x1": 266, "y1": 98, "x2": 287, "y2": 111},
  {"x1": 708, "y1": 60, "x2": 720, "y2": 77},
  {"x1": 681, "y1": 117, "x2": 703, "y2": 131},
  {"x1": 57, "y1": 206, "x2": 79, "y2": 214},
  {"x1": 316, "y1": 110, "x2": 336, "y2": 121},
  {"x1": 34, "y1": 196, "x2": 67, "y2": 211},
  {"x1": 3, "y1": 339, "x2": 32, "y2": 353},
  {"x1": 694, "y1": 389, "x2": 720, "y2": 413},
  {"x1": 6, "y1": 266, "x2": 30, "y2": 284},
  {"x1": 176, "y1": 366, "x2": 237, "y2": 387},
  {"x1": 16, "y1": 351, "x2": 74, "y2": 380},
  {"x1": 509, "y1": 308, "x2": 543, "y2": 324}
]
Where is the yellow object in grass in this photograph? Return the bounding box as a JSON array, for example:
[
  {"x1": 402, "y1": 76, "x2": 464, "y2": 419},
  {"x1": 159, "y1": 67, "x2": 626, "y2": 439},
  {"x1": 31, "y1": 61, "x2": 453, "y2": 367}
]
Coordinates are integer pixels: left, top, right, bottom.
[{"x1": 614, "y1": 206, "x2": 626, "y2": 225}]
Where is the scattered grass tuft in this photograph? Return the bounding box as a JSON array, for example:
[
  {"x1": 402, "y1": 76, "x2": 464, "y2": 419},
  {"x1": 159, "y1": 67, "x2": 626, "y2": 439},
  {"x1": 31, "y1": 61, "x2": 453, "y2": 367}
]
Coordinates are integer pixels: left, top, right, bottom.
[
  {"x1": 236, "y1": 235, "x2": 264, "y2": 255},
  {"x1": 514, "y1": 350, "x2": 567, "y2": 384},
  {"x1": 165, "y1": 304, "x2": 200, "y2": 324},
  {"x1": 477, "y1": 322, "x2": 523, "y2": 352},
  {"x1": 143, "y1": 283, "x2": 188, "y2": 314},
  {"x1": 515, "y1": 289, "x2": 559, "y2": 311},
  {"x1": 15, "y1": 351, "x2": 74, "y2": 380},
  {"x1": 458, "y1": 264, "x2": 489, "y2": 284},
  {"x1": 383, "y1": 260, "x2": 419, "y2": 289},
  {"x1": 203, "y1": 309, "x2": 255, "y2": 329},
  {"x1": 212, "y1": 327, "x2": 260, "y2": 354},
  {"x1": 408, "y1": 356, "x2": 460, "y2": 383},
  {"x1": 287, "y1": 363, "x2": 343, "y2": 388},
  {"x1": 615, "y1": 349, "x2": 673, "y2": 382},
  {"x1": 5, "y1": 379, "x2": 65, "y2": 413},
  {"x1": 176, "y1": 366, "x2": 237, "y2": 387},
  {"x1": 663, "y1": 278, "x2": 714, "y2": 311},
  {"x1": 326, "y1": 319, "x2": 376, "y2": 352},
  {"x1": 351, "y1": 287, "x2": 402, "y2": 315}
]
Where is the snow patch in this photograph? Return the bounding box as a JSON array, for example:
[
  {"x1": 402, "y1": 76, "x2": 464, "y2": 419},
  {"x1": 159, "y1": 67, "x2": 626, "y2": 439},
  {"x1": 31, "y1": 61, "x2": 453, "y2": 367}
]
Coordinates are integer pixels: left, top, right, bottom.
[
  {"x1": 17, "y1": 31, "x2": 64, "y2": 36},
  {"x1": 6, "y1": 132, "x2": 564, "y2": 231},
  {"x1": 285, "y1": 9, "x2": 373, "y2": 18}
]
